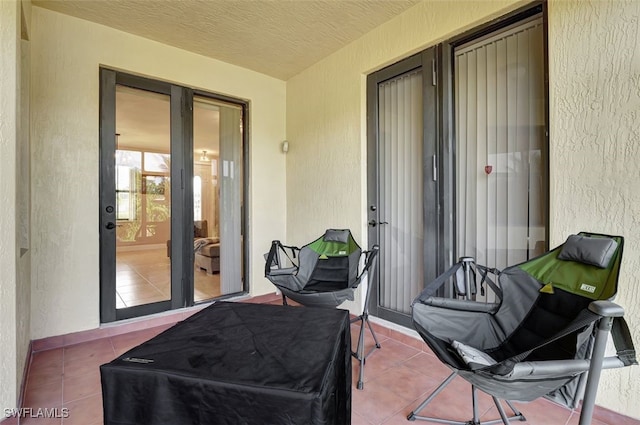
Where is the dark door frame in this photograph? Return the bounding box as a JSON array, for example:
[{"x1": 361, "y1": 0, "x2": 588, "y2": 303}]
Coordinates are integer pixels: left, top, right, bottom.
[
  {"x1": 365, "y1": 2, "x2": 547, "y2": 327},
  {"x1": 99, "y1": 69, "x2": 250, "y2": 323},
  {"x1": 366, "y1": 47, "x2": 444, "y2": 327}
]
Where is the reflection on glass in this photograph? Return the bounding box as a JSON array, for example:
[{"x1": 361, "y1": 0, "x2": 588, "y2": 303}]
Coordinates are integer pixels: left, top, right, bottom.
[
  {"x1": 192, "y1": 96, "x2": 243, "y2": 301},
  {"x1": 115, "y1": 85, "x2": 171, "y2": 309}
]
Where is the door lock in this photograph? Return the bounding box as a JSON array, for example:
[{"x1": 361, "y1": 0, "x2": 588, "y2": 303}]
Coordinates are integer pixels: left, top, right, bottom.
[{"x1": 105, "y1": 222, "x2": 116, "y2": 230}]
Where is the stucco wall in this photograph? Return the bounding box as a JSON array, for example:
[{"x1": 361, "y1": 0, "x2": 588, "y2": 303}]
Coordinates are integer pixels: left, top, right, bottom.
[
  {"x1": 30, "y1": 6, "x2": 287, "y2": 340},
  {"x1": 0, "y1": 0, "x2": 31, "y2": 410},
  {"x1": 0, "y1": 0, "x2": 19, "y2": 410},
  {"x1": 16, "y1": 0, "x2": 32, "y2": 403},
  {"x1": 286, "y1": 0, "x2": 639, "y2": 419},
  {"x1": 548, "y1": 0, "x2": 640, "y2": 417}
]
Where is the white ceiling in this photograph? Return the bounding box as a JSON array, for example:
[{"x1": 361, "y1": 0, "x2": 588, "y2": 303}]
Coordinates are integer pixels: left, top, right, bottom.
[{"x1": 33, "y1": 0, "x2": 421, "y2": 80}]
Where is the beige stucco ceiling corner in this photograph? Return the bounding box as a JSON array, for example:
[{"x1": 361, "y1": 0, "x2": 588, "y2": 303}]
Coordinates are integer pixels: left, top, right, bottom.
[{"x1": 33, "y1": 0, "x2": 421, "y2": 80}]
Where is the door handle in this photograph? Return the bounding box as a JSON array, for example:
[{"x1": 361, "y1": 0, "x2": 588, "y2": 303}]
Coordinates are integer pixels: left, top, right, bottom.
[
  {"x1": 105, "y1": 222, "x2": 116, "y2": 230},
  {"x1": 368, "y1": 220, "x2": 389, "y2": 227}
]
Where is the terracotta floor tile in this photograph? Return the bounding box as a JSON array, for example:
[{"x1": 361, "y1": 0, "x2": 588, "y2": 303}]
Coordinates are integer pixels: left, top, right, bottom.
[
  {"x1": 18, "y1": 415, "x2": 62, "y2": 425},
  {"x1": 28, "y1": 349, "x2": 64, "y2": 387},
  {"x1": 566, "y1": 412, "x2": 609, "y2": 425},
  {"x1": 23, "y1": 381, "x2": 63, "y2": 409},
  {"x1": 63, "y1": 370, "x2": 102, "y2": 403},
  {"x1": 26, "y1": 371, "x2": 64, "y2": 391},
  {"x1": 481, "y1": 398, "x2": 572, "y2": 425},
  {"x1": 62, "y1": 393, "x2": 103, "y2": 425},
  {"x1": 31, "y1": 348, "x2": 64, "y2": 368},
  {"x1": 352, "y1": 411, "x2": 374, "y2": 425},
  {"x1": 405, "y1": 375, "x2": 494, "y2": 423},
  {"x1": 366, "y1": 364, "x2": 442, "y2": 403},
  {"x1": 109, "y1": 326, "x2": 167, "y2": 356},
  {"x1": 0, "y1": 416, "x2": 19, "y2": 425},
  {"x1": 63, "y1": 339, "x2": 115, "y2": 364},
  {"x1": 400, "y1": 352, "x2": 452, "y2": 379},
  {"x1": 62, "y1": 351, "x2": 117, "y2": 379},
  {"x1": 380, "y1": 410, "x2": 419, "y2": 425},
  {"x1": 388, "y1": 331, "x2": 427, "y2": 351},
  {"x1": 352, "y1": 378, "x2": 409, "y2": 425},
  {"x1": 350, "y1": 323, "x2": 389, "y2": 350},
  {"x1": 373, "y1": 339, "x2": 421, "y2": 364},
  {"x1": 352, "y1": 347, "x2": 401, "y2": 385}
]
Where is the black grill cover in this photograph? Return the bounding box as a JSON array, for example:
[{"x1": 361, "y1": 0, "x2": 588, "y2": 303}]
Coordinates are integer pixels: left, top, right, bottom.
[{"x1": 101, "y1": 302, "x2": 352, "y2": 425}]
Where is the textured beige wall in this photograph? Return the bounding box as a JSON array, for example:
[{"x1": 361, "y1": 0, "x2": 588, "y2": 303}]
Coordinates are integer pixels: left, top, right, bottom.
[
  {"x1": 0, "y1": 0, "x2": 31, "y2": 410},
  {"x1": 16, "y1": 0, "x2": 32, "y2": 403},
  {"x1": 30, "y1": 7, "x2": 287, "y2": 340},
  {"x1": 286, "y1": 0, "x2": 639, "y2": 419},
  {"x1": 0, "y1": 0, "x2": 19, "y2": 410},
  {"x1": 548, "y1": 0, "x2": 640, "y2": 417}
]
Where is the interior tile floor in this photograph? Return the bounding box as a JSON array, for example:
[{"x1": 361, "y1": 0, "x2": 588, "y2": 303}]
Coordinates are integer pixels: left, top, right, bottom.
[
  {"x1": 16, "y1": 301, "x2": 640, "y2": 425},
  {"x1": 116, "y1": 247, "x2": 220, "y2": 307}
]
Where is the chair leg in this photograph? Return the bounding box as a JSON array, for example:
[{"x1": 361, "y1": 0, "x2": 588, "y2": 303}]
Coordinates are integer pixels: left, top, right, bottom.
[
  {"x1": 365, "y1": 314, "x2": 381, "y2": 349},
  {"x1": 408, "y1": 372, "x2": 526, "y2": 424},
  {"x1": 472, "y1": 386, "x2": 480, "y2": 423},
  {"x1": 475, "y1": 399, "x2": 525, "y2": 425},
  {"x1": 493, "y1": 397, "x2": 511, "y2": 424},
  {"x1": 578, "y1": 316, "x2": 615, "y2": 425},
  {"x1": 504, "y1": 401, "x2": 525, "y2": 420},
  {"x1": 407, "y1": 372, "x2": 467, "y2": 424},
  {"x1": 351, "y1": 312, "x2": 381, "y2": 390},
  {"x1": 281, "y1": 293, "x2": 288, "y2": 306}
]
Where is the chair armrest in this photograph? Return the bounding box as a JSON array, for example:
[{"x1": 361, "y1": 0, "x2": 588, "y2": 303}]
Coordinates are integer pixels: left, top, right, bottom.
[
  {"x1": 588, "y1": 300, "x2": 625, "y2": 317},
  {"x1": 424, "y1": 297, "x2": 500, "y2": 313},
  {"x1": 268, "y1": 267, "x2": 297, "y2": 276},
  {"x1": 502, "y1": 357, "x2": 626, "y2": 379}
]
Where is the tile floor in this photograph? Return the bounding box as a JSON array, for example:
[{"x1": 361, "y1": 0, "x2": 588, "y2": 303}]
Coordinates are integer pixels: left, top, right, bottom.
[
  {"x1": 13, "y1": 301, "x2": 640, "y2": 425},
  {"x1": 116, "y1": 248, "x2": 221, "y2": 307}
]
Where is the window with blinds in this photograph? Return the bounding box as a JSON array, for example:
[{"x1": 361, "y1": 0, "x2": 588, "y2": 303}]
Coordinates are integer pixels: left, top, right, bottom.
[{"x1": 454, "y1": 15, "x2": 546, "y2": 272}]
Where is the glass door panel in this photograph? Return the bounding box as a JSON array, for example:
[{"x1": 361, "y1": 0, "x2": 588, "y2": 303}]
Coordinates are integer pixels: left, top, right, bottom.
[
  {"x1": 377, "y1": 70, "x2": 424, "y2": 315},
  {"x1": 192, "y1": 96, "x2": 244, "y2": 301},
  {"x1": 454, "y1": 15, "x2": 546, "y2": 280},
  {"x1": 367, "y1": 48, "x2": 439, "y2": 327},
  {"x1": 114, "y1": 85, "x2": 171, "y2": 309}
]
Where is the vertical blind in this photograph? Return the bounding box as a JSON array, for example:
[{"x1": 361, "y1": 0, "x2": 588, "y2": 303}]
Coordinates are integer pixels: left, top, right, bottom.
[
  {"x1": 455, "y1": 16, "x2": 546, "y2": 274},
  {"x1": 219, "y1": 105, "x2": 244, "y2": 295},
  {"x1": 378, "y1": 70, "x2": 424, "y2": 314}
]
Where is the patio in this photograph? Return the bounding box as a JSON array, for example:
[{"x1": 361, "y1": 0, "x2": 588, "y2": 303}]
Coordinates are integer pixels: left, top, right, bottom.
[{"x1": 13, "y1": 296, "x2": 638, "y2": 425}]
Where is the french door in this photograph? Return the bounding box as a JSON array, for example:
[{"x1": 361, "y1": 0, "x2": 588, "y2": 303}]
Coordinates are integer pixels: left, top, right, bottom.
[
  {"x1": 367, "y1": 48, "x2": 441, "y2": 327},
  {"x1": 366, "y1": 5, "x2": 547, "y2": 325},
  {"x1": 99, "y1": 70, "x2": 248, "y2": 322}
]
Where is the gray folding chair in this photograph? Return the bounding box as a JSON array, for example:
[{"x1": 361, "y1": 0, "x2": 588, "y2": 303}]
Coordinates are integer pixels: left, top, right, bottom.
[
  {"x1": 408, "y1": 232, "x2": 637, "y2": 425},
  {"x1": 265, "y1": 229, "x2": 380, "y2": 389}
]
